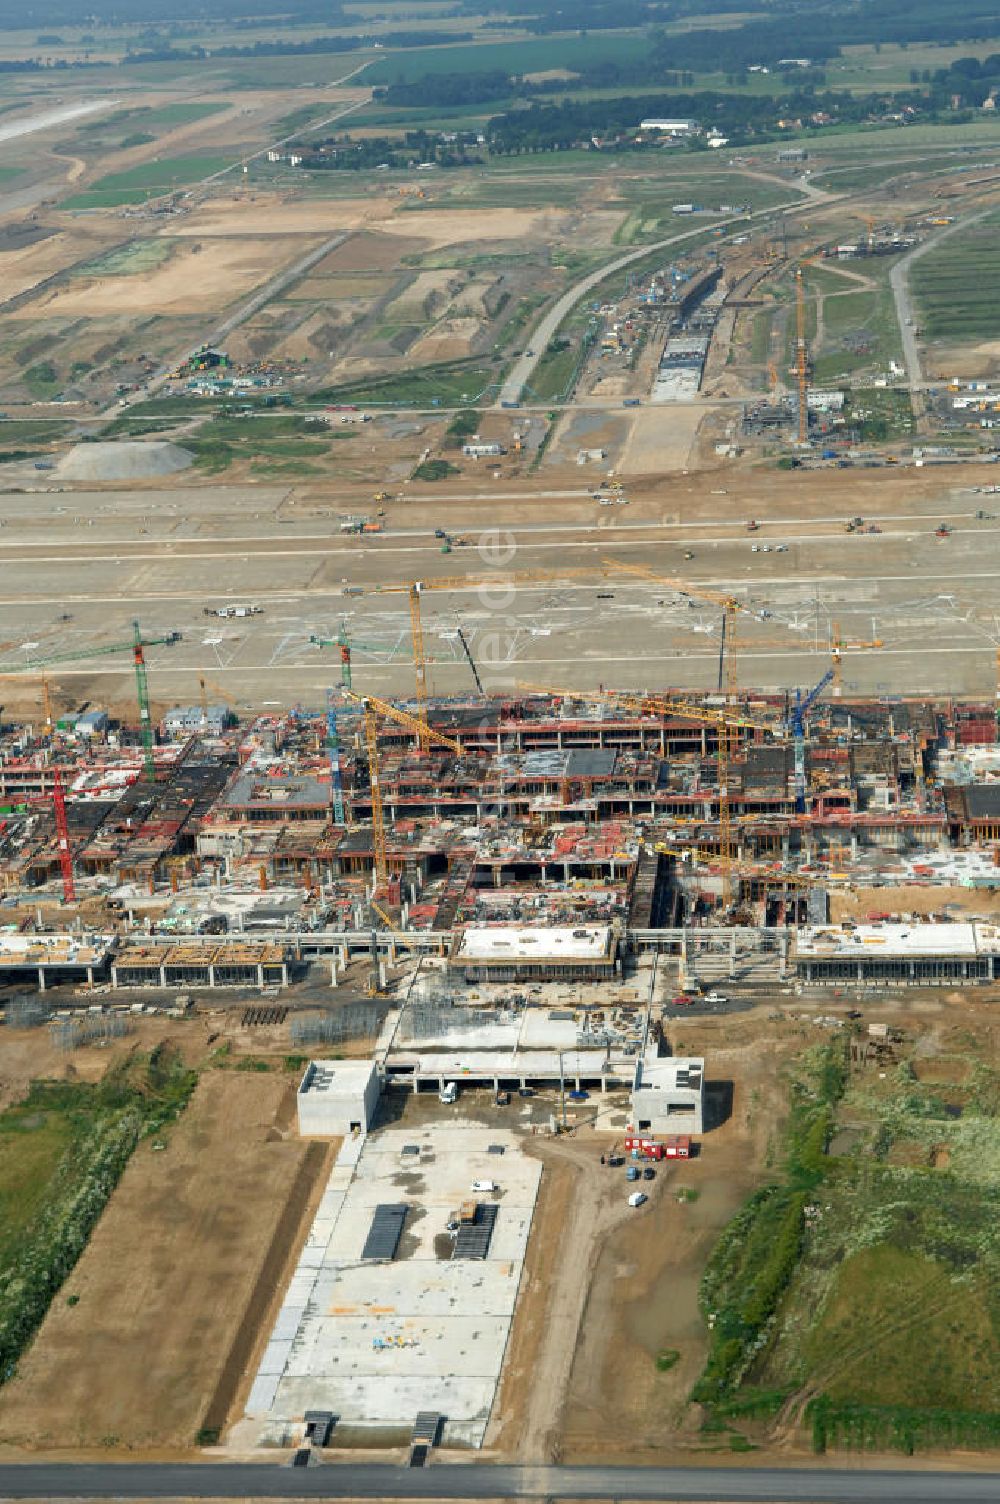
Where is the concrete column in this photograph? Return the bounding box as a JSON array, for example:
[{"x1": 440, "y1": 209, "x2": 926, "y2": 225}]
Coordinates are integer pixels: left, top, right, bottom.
[
  {"x1": 86, "y1": 965, "x2": 94, "y2": 987},
  {"x1": 378, "y1": 960, "x2": 387, "y2": 990},
  {"x1": 111, "y1": 966, "x2": 118, "y2": 988},
  {"x1": 330, "y1": 960, "x2": 339, "y2": 986},
  {"x1": 37, "y1": 965, "x2": 45, "y2": 992},
  {"x1": 257, "y1": 964, "x2": 265, "y2": 989},
  {"x1": 160, "y1": 965, "x2": 167, "y2": 987},
  {"x1": 779, "y1": 933, "x2": 788, "y2": 981},
  {"x1": 208, "y1": 965, "x2": 216, "y2": 988},
  {"x1": 729, "y1": 933, "x2": 738, "y2": 978}
]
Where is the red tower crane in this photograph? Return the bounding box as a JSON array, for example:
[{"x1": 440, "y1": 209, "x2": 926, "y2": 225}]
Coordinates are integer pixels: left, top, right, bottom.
[{"x1": 50, "y1": 766, "x2": 75, "y2": 904}]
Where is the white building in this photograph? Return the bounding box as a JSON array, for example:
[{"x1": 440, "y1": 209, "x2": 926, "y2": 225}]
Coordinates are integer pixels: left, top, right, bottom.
[
  {"x1": 297, "y1": 1060, "x2": 381, "y2": 1137},
  {"x1": 640, "y1": 118, "x2": 698, "y2": 135},
  {"x1": 163, "y1": 704, "x2": 231, "y2": 737},
  {"x1": 630, "y1": 1055, "x2": 704, "y2": 1135}
]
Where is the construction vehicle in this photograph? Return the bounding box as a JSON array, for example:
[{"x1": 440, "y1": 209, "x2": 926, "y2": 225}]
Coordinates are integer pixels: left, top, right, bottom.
[
  {"x1": 845, "y1": 516, "x2": 864, "y2": 533},
  {"x1": 935, "y1": 523, "x2": 952, "y2": 538}
]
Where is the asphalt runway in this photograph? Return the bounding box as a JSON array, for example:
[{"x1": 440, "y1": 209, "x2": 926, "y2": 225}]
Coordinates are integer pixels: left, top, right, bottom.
[{"x1": 0, "y1": 1461, "x2": 999, "y2": 1502}]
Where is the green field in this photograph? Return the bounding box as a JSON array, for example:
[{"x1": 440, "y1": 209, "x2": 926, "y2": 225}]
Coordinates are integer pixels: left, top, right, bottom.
[
  {"x1": 317, "y1": 357, "x2": 499, "y2": 407},
  {"x1": 71, "y1": 241, "x2": 175, "y2": 278},
  {"x1": 63, "y1": 155, "x2": 235, "y2": 209},
  {"x1": 141, "y1": 101, "x2": 230, "y2": 127},
  {"x1": 364, "y1": 32, "x2": 649, "y2": 84},
  {"x1": 695, "y1": 1031, "x2": 1000, "y2": 1453},
  {"x1": 911, "y1": 210, "x2": 1000, "y2": 341},
  {"x1": 185, "y1": 413, "x2": 347, "y2": 474}
]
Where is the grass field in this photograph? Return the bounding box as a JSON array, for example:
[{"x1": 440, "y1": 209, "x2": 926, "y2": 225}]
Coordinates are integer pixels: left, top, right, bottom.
[
  {"x1": 186, "y1": 413, "x2": 347, "y2": 473},
  {"x1": 911, "y1": 210, "x2": 1000, "y2": 341},
  {"x1": 141, "y1": 101, "x2": 230, "y2": 127},
  {"x1": 317, "y1": 357, "x2": 499, "y2": 407},
  {"x1": 697, "y1": 1026, "x2": 1000, "y2": 1453},
  {"x1": 0, "y1": 1089, "x2": 76, "y2": 1267},
  {"x1": 364, "y1": 32, "x2": 649, "y2": 84},
  {"x1": 71, "y1": 241, "x2": 175, "y2": 279},
  {"x1": 63, "y1": 155, "x2": 235, "y2": 210}
]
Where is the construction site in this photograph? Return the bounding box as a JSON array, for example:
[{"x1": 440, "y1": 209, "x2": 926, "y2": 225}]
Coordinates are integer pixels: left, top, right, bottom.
[{"x1": 8, "y1": 29, "x2": 1000, "y2": 1475}]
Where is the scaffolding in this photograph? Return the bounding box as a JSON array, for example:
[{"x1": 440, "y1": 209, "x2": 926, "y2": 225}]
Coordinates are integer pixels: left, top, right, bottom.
[
  {"x1": 5, "y1": 994, "x2": 50, "y2": 1029},
  {"x1": 290, "y1": 1004, "x2": 382, "y2": 1046},
  {"x1": 50, "y1": 1013, "x2": 131, "y2": 1051}
]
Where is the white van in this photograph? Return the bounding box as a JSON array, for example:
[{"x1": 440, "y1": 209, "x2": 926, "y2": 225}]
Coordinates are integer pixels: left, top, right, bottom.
[
  {"x1": 439, "y1": 1082, "x2": 458, "y2": 1104},
  {"x1": 471, "y1": 1180, "x2": 497, "y2": 1194},
  {"x1": 628, "y1": 1191, "x2": 648, "y2": 1207}
]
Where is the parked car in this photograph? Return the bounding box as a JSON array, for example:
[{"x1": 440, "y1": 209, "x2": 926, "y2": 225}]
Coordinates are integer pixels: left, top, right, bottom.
[{"x1": 628, "y1": 1192, "x2": 648, "y2": 1207}]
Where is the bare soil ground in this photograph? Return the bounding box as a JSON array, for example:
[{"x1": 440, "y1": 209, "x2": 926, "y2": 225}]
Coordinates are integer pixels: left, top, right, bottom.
[
  {"x1": 0, "y1": 1071, "x2": 326, "y2": 1453},
  {"x1": 14, "y1": 236, "x2": 321, "y2": 318},
  {"x1": 616, "y1": 406, "x2": 708, "y2": 476},
  {"x1": 831, "y1": 885, "x2": 1000, "y2": 922},
  {"x1": 486, "y1": 1010, "x2": 808, "y2": 1463}
]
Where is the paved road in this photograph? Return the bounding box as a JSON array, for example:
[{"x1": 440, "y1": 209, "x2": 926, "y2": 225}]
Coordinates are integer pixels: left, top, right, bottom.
[
  {"x1": 496, "y1": 202, "x2": 807, "y2": 407},
  {"x1": 0, "y1": 1461, "x2": 999, "y2": 1501}
]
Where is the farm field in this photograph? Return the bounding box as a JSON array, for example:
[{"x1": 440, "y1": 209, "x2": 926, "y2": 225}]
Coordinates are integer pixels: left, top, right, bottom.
[
  {"x1": 63, "y1": 155, "x2": 237, "y2": 209},
  {"x1": 911, "y1": 208, "x2": 1000, "y2": 341},
  {"x1": 0, "y1": 1071, "x2": 328, "y2": 1452}
]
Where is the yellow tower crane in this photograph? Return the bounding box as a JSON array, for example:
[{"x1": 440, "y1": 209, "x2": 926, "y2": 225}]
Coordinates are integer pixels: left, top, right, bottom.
[
  {"x1": 371, "y1": 569, "x2": 608, "y2": 747},
  {"x1": 830, "y1": 621, "x2": 884, "y2": 696},
  {"x1": 607, "y1": 558, "x2": 755, "y2": 700},
  {"x1": 341, "y1": 687, "x2": 461, "y2": 892}
]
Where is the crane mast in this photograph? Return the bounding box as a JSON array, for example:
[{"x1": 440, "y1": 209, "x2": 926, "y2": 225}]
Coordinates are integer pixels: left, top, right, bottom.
[
  {"x1": 326, "y1": 690, "x2": 345, "y2": 826},
  {"x1": 132, "y1": 619, "x2": 155, "y2": 781}
]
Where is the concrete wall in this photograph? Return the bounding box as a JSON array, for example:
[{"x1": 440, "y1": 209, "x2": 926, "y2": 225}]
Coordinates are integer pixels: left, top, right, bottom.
[{"x1": 297, "y1": 1060, "x2": 381, "y2": 1137}]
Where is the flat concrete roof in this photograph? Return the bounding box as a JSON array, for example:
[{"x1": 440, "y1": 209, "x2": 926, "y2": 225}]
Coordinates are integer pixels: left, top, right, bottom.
[
  {"x1": 246, "y1": 1122, "x2": 542, "y2": 1448},
  {"x1": 300, "y1": 1059, "x2": 376, "y2": 1096},
  {"x1": 386, "y1": 1048, "x2": 614, "y2": 1079},
  {"x1": 636, "y1": 1055, "x2": 704, "y2": 1090},
  {"x1": 796, "y1": 922, "x2": 1000, "y2": 958},
  {"x1": 455, "y1": 924, "x2": 612, "y2": 961}
]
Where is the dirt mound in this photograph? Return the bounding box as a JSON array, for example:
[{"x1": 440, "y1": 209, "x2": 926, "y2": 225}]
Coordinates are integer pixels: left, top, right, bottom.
[{"x1": 57, "y1": 440, "x2": 193, "y2": 481}]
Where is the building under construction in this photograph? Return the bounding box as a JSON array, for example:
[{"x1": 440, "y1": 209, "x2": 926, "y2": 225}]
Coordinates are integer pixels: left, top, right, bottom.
[{"x1": 0, "y1": 682, "x2": 999, "y2": 992}]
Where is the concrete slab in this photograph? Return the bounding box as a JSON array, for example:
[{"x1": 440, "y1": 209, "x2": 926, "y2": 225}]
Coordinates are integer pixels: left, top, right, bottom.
[{"x1": 246, "y1": 1120, "x2": 542, "y2": 1447}]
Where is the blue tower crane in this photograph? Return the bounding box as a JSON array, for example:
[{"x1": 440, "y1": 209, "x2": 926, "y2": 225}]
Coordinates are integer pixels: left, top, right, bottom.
[
  {"x1": 789, "y1": 668, "x2": 835, "y2": 814},
  {"x1": 326, "y1": 689, "x2": 345, "y2": 826}
]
